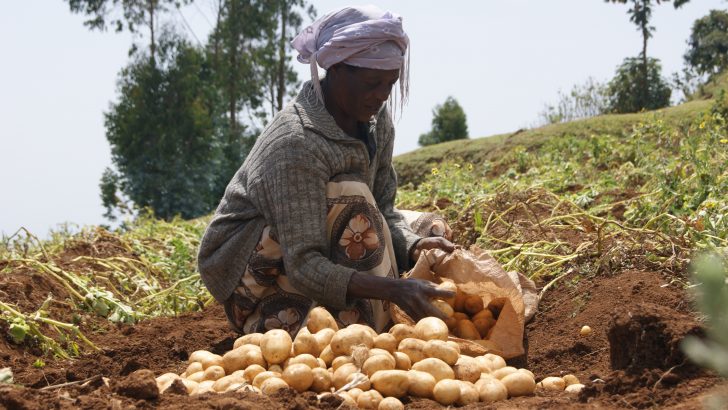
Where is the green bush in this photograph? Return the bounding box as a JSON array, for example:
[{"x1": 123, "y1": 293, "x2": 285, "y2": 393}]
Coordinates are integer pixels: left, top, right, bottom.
[{"x1": 607, "y1": 57, "x2": 672, "y2": 113}]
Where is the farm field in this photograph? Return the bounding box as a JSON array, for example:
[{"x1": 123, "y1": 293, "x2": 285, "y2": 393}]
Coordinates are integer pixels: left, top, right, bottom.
[{"x1": 1, "y1": 89, "x2": 727, "y2": 408}]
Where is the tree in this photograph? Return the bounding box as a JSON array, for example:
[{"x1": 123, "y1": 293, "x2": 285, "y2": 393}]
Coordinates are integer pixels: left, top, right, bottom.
[
  {"x1": 607, "y1": 56, "x2": 672, "y2": 113},
  {"x1": 685, "y1": 9, "x2": 728, "y2": 77},
  {"x1": 418, "y1": 97, "x2": 469, "y2": 146},
  {"x1": 538, "y1": 77, "x2": 610, "y2": 125},
  {"x1": 102, "y1": 33, "x2": 225, "y2": 220},
  {"x1": 65, "y1": 0, "x2": 188, "y2": 62},
  {"x1": 258, "y1": 0, "x2": 316, "y2": 117}
]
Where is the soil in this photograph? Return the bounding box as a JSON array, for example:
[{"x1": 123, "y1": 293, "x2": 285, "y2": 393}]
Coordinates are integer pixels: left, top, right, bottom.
[{"x1": 0, "y1": 224, "x2": 723, "y2": 409}]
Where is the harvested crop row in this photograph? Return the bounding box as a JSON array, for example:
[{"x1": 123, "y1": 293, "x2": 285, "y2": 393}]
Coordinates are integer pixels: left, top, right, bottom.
[{"x1": 154, "y1": 307, "x2": 584, "y2": 407}]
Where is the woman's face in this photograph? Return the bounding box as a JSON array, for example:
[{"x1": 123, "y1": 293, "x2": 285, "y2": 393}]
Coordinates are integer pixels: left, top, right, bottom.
[{"x1": 327, "y1": 64, "x2": 400, "y2": 122}]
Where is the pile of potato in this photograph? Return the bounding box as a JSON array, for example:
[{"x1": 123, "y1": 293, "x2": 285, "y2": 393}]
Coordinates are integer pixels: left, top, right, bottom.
[
  {"x1": 155, "y1": 307, "x2": 585, "y2": 408},
  {"x1": 429, "y1": 281, "x2": 503, "y2": 342}
]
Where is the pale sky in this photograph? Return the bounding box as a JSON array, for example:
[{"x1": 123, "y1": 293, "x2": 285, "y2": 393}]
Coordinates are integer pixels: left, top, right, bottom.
[{"x1": 1, "y1": 0, "x2": 725, "y2": 237}]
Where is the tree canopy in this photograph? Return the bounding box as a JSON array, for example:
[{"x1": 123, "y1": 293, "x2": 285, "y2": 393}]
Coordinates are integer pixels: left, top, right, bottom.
[
  {"x1": 685, "y1": 9, "x2": 728, "y2": 77},
  {"x1": 418, "y1": 97, "x2": 469, "y2": 147},
  {"x1": 607, "y1": 56, "x2": 672, "y2": 113}
]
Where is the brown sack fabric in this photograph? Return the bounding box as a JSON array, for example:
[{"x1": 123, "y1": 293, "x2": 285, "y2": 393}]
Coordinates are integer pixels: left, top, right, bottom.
[{"x1": 391, "y1": 246, "x2": 538, "y2": 359}]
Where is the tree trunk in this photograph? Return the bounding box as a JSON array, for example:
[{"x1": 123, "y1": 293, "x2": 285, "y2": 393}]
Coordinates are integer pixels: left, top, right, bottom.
[
  {"x1": 228, "y1": 0, "x2": 238, "y2": 135},
  {"x1": 275, "y1": 0, "x2": 288, "y2": 113},
  {"x1": 149, "y1": 0, "x2": 156, "y2": 63}
]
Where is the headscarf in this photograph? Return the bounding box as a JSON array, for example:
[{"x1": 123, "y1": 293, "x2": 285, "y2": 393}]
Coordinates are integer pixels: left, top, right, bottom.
[{"x1": 291, "y1": 5, "x2": 410, "y2": 113}]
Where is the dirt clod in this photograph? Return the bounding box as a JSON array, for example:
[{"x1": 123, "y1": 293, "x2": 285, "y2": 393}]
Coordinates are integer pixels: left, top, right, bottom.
[{"x1": 113, "y1": 369, "x2": 159, "y2": 400}]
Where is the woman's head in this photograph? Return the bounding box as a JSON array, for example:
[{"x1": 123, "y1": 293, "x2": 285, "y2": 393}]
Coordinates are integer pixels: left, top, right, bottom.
[
  {"x1": 325, "y1": 63, "x2": 399, "y2": 122},
  {"x1": 291, "y1": 5, "x2": 409, "y2": 116}
]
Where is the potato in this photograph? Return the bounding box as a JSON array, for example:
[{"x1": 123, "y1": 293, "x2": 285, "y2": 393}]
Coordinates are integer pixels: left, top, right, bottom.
[
  {"x1": 518, "y1": 368, "x2": 535, "y2": 379},
  {"x1": 260, "y1": 329, "x2": 293, "y2": 365},
  {"x1": 346, "y1": 372, "x2": 371, "y2": 391},
  {"x1": 222, "y1": 345, "x2": 266, "y2": 374},
  {"x1": 565, "y1": 383, "x2": 585, "y2": 393},
  {"x1": 464, "y1": 295, "x2": 485, "y2": 315},
  {"x1": 307, "y1": 307, "x2": 339, "y2": 333},
  {"x1": 316, "y1": 358, "x2": 327, "y2": 369},
  {"x1": 319, "y1": 345, "x2": 335, "y2": 367},
  {"x1": 446, "y1": 341, "x2": 461, "y2": 355},
  {"x1": 389, "y1": 324, "x2": 415, "y2": 344},
  {"x1": 407, "y1": 370, "x2": 437, "y2": 398},
  {"x1": 452, "y1": 312, "x2": 469, "y2": 321},
  {"x1": 233, "y1": 332, "x2": 264, "y2": 349},
  {"x1": 212, "y1": 372, "x2": 246, "y2": 392},
  {"x1": 260, "y1": 377, "x2": 289, "y2": 395},
  {"x1": 370, "y1": 370, "x2": 409, "y2": 397},
  {"x1": 453, "y1": 356, "x2": 481, "y2": 383},
  {"x1": 252, "y1": 371, "x2": 281, "y2": 388},
  {"x1": 475, "y1": 376, "x2": 508, "y2": 402},
  {"x1": 414, "y1": 317, "x2": 449, "y2": 341},
  {"x1": 424, "y1": 340, "x2": 459, "y2": 365},
  {"x1": 444, "y1": 317, "x2": 458, "y2": 331},
  {"x1": 368, "y1": 348, "x2": 394, "y2": 359},
  {"x1": 202, "y1": 365, "x2": 225, "y2": 381},
  {"x1": 397, "y1": 338, "x2": 426, "y2": 363},
  {"x1": 562, "y1": 374, "x2": 580, "y2": 386},
  {"x1": 186, "y1": 371, "x2": 205, "y2": 383},
  {"x1": 501, "y1": 371, "x2": 536, "y2": 397},
  {"x1": 457, "y1": 381, "x2": 480, "y2": 405},
  {"x1": 538, "y1": 376, "x2": 566, "y2": 391},
  {"x1": 330, "y1": 327, "x2": 374, "y2": 356},
  {"x1": 336, "y1": 392, "x2": 357, "y2": 407},
  {"x1": 348, "y1": 323, "x2": 377, "y2": 339},
  {"x1": 185, "y1": 362, "x2": 203, "y2": 377},
  {"x1": 481, "y1": 353, "x2": 506, "y2": 372},
  {"x1": 431, "y1": 299, "x2": 454, "y2": 317},
  {"x1": 287, "y1": 353, "x2": 318, "y2": 369},
  {"x1": 282, "y1": 363, "x2": 313, "y2": 392},
  {"x1": 310, "y1": 367, "x2": 332, "y2": 393},
  {"x1": 268, "y1": 364, "x2": 283, "y2": 373},
  {"x1": 580, "y1": 325, "x2": 592, "y2": 336},
  {"x1": 194, "y1": 380, "x2": 215, "y2": 395},
  {"x1": 433, "y1": 379, "x2": 461, "y2": 405},
  {"x1": 357, "y1": 390, "x2": 383, "y2": 409},
  {"x1": 436, "y1": 280, "x2": 458, "y2": 307},
  {"x1": 293, "y1": 332, "x2": 320, "y2": 357},
  {"x1": 378, "y1": 397, "x2": 404, "y2": 410},
  {"x1": 348, "y1": 388, "x2": 364, "y2": 401},
  {"x1": 314, "y1": 328, "x2": 336, "y2": 351},
  {"x1": 156, "y1": 373, "x2": 181, "y2": 394},
  {"x1": 453, "y1": 290, "x2": 468, "y2": 312},
  {"x1": 373, "y1": 333, "x2": 398, "y2": 354},
  {"x1": 454, "y1": 319, "x2": 480, "y2": 340},
  {"x1": 472, "y1": 308, "x2": 494, "y2": 322},
  {"x1": 363, "y1": 354, "x2": 396, "y2": 376},
  {"x1": 243, "y1": 364, "x2": 266, "y2": 382},
  {"x1": 487, "y1": 298, "x2": 506, "y2": 317},
  {"x1": 333, "y1": 363, "x2": 358, "y2": 389},
  {"x1": 393, "y1": 351, "x2": 411, "y2": 370},
  {"x1": 412, "y1": 357, "x2": 455, "y2": 382},
  {"x1": 491, "y1": 366, "x2": 518, "y2": 380},
  {"x1": 332, "y1": 355, "x2": 353, "y2": 372},
  {"x1": 189, "y1": 350, "x2": 224, "y2": 370},
  {"x1": 473, "y1": 318, "x2": 494, "y2": 338}
]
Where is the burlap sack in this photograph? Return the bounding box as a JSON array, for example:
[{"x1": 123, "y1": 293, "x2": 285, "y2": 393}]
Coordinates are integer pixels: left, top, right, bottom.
[{"x1": 390, "y1": 246, "x2": 538, "y2": 359}]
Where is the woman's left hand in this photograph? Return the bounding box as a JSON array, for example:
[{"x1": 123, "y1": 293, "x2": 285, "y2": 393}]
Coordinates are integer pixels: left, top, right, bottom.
[{"x1": 410, "y1": 237, "x2": 458, "y2": 262}]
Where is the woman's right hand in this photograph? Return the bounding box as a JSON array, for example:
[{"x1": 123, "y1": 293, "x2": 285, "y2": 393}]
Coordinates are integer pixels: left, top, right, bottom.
[{"x1": 387, "y1": 278, "x2": 455, "y2": 323}]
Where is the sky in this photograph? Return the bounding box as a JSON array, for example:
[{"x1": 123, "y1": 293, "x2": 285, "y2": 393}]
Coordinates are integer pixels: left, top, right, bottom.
[{"x1": 1, "y1": 0, "x2": 725, "y2": 238}]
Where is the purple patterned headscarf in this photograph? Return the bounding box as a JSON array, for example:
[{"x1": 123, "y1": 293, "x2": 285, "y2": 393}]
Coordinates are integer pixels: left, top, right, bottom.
[{"x1": 291, "y1": 5, "x2": 410, "y2": 111}]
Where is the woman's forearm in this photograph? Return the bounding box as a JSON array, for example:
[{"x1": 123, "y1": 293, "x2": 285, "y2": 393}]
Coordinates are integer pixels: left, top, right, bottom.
[{"x1": 346, "y1": 272, "x2": 400, "y2": 301}]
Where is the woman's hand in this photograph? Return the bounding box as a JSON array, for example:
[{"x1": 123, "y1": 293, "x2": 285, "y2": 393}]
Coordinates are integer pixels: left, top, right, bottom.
[
  {"x1": 410, "y1": 237, "x2": 458, "y2": 263},
  {"x1": 387, "y1": 278, "x2": 455, "y2": 322}
]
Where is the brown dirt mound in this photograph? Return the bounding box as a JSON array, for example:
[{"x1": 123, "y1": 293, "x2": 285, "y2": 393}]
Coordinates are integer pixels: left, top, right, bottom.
[{"x1": 0, "y1": 261, "x2": 722, "y2": 408}]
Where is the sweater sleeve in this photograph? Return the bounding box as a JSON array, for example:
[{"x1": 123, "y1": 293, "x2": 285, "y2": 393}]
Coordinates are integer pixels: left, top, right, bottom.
[
  {"x1": 248, "y1": 136, "x2": 357, "y2": 310},
  {"x1": 372, "y1": 115, "x2": 422, "y2": 271}
]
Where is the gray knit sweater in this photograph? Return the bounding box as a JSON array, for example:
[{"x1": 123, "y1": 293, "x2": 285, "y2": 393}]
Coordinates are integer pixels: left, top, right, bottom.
[{"x1": 197, "y1": 80, "x2": 421, "y2": 310}]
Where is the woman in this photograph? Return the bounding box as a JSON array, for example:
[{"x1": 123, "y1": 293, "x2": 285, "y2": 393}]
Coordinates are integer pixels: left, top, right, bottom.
[{"x1": 198, "y1": 5, "x2": 455, "y2": 336}]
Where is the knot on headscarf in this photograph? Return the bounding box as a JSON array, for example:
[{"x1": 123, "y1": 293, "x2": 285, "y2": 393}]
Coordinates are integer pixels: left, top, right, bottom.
[{"x1": 291, "y1": 5, "x2": 410, "y2": 112}]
